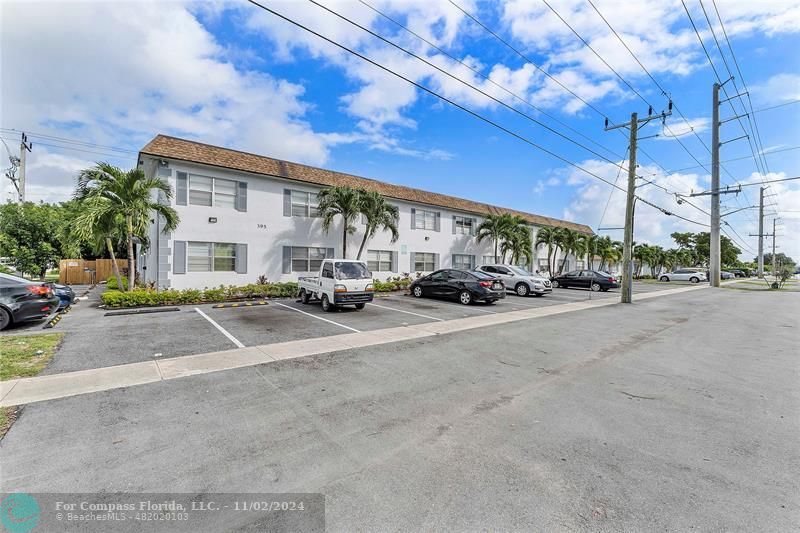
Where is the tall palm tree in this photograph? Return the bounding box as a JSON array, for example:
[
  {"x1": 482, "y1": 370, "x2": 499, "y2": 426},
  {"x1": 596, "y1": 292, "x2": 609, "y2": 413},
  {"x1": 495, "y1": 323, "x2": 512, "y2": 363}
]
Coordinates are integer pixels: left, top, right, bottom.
[
  {"x1": 73, "y1": 196, "x2": 127, "y2": 290},
  {"x1": 477, "y1": 213, "x2": 513, "y2": 263},
  {"x1": 534, "y1": 226, "x2": 559, "y2": 274},
  {"x1": 355, "y1": 190, "x2": 399, "y2": 260},
  {"x1": 75, "y1": 162, "x2": 179, "y2": 291},
  {"x1": 500, "y1": 223, "x2": 533, "y2": 266},
  {"x1": 317, "y1": 186, "x2": 363, "y2": 259},
  {"x1": 583, "y1": 234, "x2": 599, "y2": 270},
  {"x1": 555, "y1": 228, "x2": 581, "y2": 274}
]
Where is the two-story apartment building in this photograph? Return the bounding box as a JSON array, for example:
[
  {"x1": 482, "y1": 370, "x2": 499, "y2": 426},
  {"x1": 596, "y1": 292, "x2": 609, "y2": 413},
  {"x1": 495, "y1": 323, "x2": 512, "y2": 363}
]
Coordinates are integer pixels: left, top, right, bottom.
[{"x1": 137, "y1": 135, "x2": 593, "y2": 290}]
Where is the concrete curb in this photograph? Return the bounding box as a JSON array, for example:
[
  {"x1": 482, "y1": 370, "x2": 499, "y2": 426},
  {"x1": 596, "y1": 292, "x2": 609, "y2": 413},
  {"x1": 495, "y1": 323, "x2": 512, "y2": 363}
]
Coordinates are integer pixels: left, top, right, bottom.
[{"x1": 0, "y1": 284, "x2": 708, "y2": 407}]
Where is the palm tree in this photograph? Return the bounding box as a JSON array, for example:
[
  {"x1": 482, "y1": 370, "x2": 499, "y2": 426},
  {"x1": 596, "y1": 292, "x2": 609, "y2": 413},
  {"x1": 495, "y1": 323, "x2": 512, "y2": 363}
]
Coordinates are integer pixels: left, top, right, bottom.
[
  {"x1": 477, "y1": 213, "x2": 513, "y2": 263},
  {"x1": 583, "y1": 234, "x2": 599, "y2": 270},
  {"x1": 317, "y1": 186, "x2": 363, "y2": 259},
  {"x1": 355, "y1": 190, "x2": 399, "y2": 260},
  {"x1": 73, "y1": 196, "x2": 127, "y2": 290},
  {"x1": 75, "y1": 162, "x2": 179, "y2": 291},
  {"x1": 534, "y1": 226, "x2": 559, "y2": 274},
  {"x1": 555, "y1": 228, "x2": 581, "y2": 274},
  {"x1": 500, "y1": 223, "x2": 533, "y2": 266}
]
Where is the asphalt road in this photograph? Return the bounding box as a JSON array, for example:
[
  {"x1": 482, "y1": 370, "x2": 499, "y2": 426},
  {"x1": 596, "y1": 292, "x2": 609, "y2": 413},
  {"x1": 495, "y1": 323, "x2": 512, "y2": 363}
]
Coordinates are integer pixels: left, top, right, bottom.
[{"x1": 2, "y1": 287, "x2": 798, "y2": 531}]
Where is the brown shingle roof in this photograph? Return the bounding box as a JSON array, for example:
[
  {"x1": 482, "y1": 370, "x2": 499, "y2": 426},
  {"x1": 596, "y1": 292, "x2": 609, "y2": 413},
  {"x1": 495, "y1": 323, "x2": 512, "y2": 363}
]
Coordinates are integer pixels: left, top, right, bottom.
[{"x1": 140, "y1": 134, "x2": 593, "y2": 234}]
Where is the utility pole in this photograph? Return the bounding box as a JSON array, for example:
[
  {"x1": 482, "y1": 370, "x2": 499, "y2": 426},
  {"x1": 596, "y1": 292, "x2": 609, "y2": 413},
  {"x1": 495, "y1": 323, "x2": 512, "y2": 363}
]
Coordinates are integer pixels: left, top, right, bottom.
[
  {"x1": 771, "y1": 218, "x2": 777, "y2": 278},
  {"x1": 710, "y1": 83, "x2": 721, "y2": 287},
  {"x1": 18, "y1": 133, "x2": 32, "y2": 202},
  {"x1": 757, "y1": 187, "x2": 764, "y2": 276},
  {"x1": 605, "y1": 102, "x2": 672, "y2": 303}
]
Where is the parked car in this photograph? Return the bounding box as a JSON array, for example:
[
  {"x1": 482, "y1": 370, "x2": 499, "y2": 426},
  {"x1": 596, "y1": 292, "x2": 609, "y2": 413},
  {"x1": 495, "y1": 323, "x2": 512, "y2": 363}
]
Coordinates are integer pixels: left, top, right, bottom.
[
  {"x1": 550, "y1": 270, "x2": 619, "y2": 291},
  {"x1": 410, "y1": 269, "x2": 505, "y2": 305},
  {"x1": 658, "y1": 269, "x2": 707, "y2": 283},
  {"x1": 475, "y1": 264, "x2": 552, "y2": 296},
  {"x1": 720, "y1": 271, "x2": 736, "y2": 280},
  {"x1": 53, "y1": 283, "x2": 76, "y2": 310},
  {"x1": 297, "y1": 259, "x2": 374, "y2": 312},
  {"x1": 0, "y1": 272, "x2": 60, "y2": 330},
  {"x1": 729, "y1": 269, "x2": 747, "y2": 278}
]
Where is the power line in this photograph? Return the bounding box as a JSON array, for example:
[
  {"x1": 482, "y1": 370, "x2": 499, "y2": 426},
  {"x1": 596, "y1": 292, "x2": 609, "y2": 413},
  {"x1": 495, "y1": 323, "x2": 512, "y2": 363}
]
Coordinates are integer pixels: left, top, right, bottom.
[
  {"x1": 646, "y1": 146, "x2": 800, "y2": 178},
  {"x1": 752, "y1": 100, "x2": 800, "y2": 114},
  {"x1": 0, "y1": 128, "x2": 136, "y2": 154},
  {"x1": 309, "y1": 0, "x2": 630, "y2": 173},
  {"x1": 245, "y1": 0, "x2": 708, "y2": 228},
  {"x1": 736, "y1": 176, "x2": 800, "y2": 188},
  {"x1": 0, "y1": 136, "x2": 133, "y2": 160}
]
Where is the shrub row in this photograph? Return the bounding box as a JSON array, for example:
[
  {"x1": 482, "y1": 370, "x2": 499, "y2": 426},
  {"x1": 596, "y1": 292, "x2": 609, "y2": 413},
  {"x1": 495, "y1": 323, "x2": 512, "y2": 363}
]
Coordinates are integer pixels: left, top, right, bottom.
[
  {"x1": 106, "y1": 276, "x2": 129, "y2": 290},
  {"x1": 101, "y1": 282, "x2": 299, "y2": 308}
]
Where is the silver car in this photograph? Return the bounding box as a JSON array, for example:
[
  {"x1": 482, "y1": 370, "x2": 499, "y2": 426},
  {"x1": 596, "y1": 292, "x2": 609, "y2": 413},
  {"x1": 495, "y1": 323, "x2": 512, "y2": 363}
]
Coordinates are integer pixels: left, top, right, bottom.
[
  {"x1": 475, "y1": 264, "x2": 552, "y2": 296},
  {"x1": 659, "y1": 269, "x2": 707, "y2": 283}
]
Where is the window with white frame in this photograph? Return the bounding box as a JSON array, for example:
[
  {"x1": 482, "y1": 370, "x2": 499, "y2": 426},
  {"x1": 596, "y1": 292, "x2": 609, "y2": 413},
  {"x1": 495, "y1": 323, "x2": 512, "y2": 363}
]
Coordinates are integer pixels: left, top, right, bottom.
[
  {"x1": 482, "y1": 255, "x2": 497, "y2": 265},
  {"x1": 414, "y1": 252, "x2": 436, "y2": 271},
  {"x1": 452, "y1": 254, "x2": 475, "y2": 270},
  {"x1": 454, "y1": 216, "x2": 474, "y2": 235},
  {"x1": 188, "y1": 175, "x2": 237, "y2": 208},
  {"x1": 537, "y1": 259, "x2": 549, "y2": 273},
  {"x1": 414, "y1": 209, "x2": 437, "y2": 230},
  {"x1": 188, "y1": 242, "x2": 236, "y2": 272},
  {"x1": 291, "y1": 246, "x2": 329, "y2": 272},
  {"x1": 290, "y1": 190, "x2": 320, "y2": 217},
  {"x1": 367, "y1": 250, "x2": 393, "y2": 272},
  {"x1": 575, "y1": 260, "x2": 585, "y2": 270}
]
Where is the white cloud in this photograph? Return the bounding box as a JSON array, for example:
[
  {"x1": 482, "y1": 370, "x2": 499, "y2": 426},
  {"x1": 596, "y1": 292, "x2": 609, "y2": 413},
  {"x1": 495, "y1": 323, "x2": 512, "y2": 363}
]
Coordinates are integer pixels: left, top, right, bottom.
[{"x1": 751, "y1": 73, "x2": 800, "y2": 105}]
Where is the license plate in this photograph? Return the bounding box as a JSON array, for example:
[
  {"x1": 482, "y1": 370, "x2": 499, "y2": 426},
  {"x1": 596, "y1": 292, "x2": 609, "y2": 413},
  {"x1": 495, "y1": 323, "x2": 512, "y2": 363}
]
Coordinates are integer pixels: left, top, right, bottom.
[{"x1": 492, "y1": 283, "x2": 502, "y2": 290}]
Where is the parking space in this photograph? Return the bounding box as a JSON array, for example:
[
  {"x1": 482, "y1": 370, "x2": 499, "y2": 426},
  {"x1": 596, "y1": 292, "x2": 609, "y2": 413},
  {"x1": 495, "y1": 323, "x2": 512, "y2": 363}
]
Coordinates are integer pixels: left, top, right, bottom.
[{"x1": 16, "y1": 281, "x2": 687, "y2": 375}]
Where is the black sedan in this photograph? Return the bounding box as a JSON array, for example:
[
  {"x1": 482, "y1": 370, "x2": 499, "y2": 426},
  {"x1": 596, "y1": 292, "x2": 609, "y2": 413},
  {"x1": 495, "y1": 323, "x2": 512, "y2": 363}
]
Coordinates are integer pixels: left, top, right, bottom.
[
  {"x1": 410, "y1": 269, "x2": 506, "y2": 305},
  {"x1": 0, "y1": 272, "x2": 60, "y2": 330},
  {"x1": 550, "y1": 270, "x2": 619, "y2": 292}
]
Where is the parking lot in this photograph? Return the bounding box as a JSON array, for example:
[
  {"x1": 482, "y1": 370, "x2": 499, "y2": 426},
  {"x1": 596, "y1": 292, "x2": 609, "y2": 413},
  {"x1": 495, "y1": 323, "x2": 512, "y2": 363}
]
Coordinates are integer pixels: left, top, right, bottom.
[{"x1": 3, "y1": 282, "x2": 678, "y2": 374}]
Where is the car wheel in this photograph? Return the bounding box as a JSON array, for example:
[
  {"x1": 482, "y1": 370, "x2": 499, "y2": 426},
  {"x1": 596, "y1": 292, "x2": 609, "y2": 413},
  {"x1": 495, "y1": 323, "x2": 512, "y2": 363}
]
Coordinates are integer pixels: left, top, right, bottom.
[
  {"x1": 412, "y1": 285, "x2": 423, "y2": 298},
  {"x1": 321, "y1": 294, "x2": 334, "y2": 312},
  {"x1": 300, "y1": 289, "x2": 311, "y2": 304},
  {"x1": 590, "y1": 282, "x2": 601, "y2": 292},
  {"x1": 551, "y1": 279, "x2": 560, "y2": 288},
  {"x1": 354, "y1": 303, "x2": 366, "y2": 310},
  {"x1": 690, "y1": 276, "x2": 699, "y2": 283},
  {"x1": 515, "y1": 282, "x2": 529, "y2": 296},
  {"x1": 659, "y1": 276, "x2": 669, "y2": 282},
  {"x1": 458, "y1": 290, "x2": 472, "y2": 305},
  {"x1": 0, "y1": 307, "x2": 11, "y2": 331}
]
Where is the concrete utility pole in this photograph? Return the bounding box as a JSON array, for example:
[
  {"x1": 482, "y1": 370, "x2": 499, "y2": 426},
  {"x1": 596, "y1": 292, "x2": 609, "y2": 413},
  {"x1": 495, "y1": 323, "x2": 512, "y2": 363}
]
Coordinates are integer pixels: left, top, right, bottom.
[
  {"x1": 771, "y1": 218, "x2": 777, "y2": 277},
  {"x1": 710, "y1": 83, "x2": 721, "y2": 287},
  {"x1": 757, "y1": 187, "x2": 764, "y2": 276},
  {"x1": 18, "y1": 133, "x2": 32, "y2": 202},
  {"x1": 604, "y1": 102, "x2": 672, "y2": 304}
]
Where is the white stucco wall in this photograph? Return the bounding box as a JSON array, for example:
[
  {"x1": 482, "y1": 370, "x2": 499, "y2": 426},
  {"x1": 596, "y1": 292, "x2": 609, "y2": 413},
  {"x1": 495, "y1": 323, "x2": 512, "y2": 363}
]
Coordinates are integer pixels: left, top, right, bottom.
[{"x1": 138, "y1": 156, "x2": 581, "y2": 289}]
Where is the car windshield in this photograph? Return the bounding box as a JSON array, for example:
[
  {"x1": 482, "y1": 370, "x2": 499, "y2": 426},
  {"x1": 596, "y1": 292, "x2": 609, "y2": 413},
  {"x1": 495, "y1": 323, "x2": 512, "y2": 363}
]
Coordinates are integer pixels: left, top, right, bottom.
[
  {"x1": 335, "y1": 262, "x2": 371, "y2": 280},
  {"x1": 509, "y1": 266, "x2": 533, "y2": 276}
]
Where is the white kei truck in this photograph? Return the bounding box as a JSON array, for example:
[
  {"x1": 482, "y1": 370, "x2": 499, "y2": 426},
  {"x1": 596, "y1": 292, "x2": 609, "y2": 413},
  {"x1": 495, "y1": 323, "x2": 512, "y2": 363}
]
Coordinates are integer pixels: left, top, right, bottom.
[{"x1": 297, "y1": 259, "x2": 375, "y2": 312}]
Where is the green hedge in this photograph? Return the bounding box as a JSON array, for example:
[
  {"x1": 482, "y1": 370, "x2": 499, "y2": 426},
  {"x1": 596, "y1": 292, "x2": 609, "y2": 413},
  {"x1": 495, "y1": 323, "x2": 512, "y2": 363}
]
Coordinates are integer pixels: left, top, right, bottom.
[
  {"x1": 101, "y1": 282, "x2": 298, "y2": 308},
  {"x1": 373, "y1": 277, "x2": 412, "y2": 292},
  {"x1": 106, "y1": 276, "x2": 129, "y2": 290}
]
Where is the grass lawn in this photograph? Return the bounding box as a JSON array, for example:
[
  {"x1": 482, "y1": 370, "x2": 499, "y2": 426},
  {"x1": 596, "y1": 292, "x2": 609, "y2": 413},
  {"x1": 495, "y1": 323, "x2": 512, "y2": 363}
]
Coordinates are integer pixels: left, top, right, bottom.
[
  {"x1": 44, "y1": 271, "x2": 60, "y2": 282},
  {"x1": 0, "y1": 332, "x2": 64, "y2": 381},
  {"x1": 0, "y1": 332, "x2": 63, "y2": 439}
]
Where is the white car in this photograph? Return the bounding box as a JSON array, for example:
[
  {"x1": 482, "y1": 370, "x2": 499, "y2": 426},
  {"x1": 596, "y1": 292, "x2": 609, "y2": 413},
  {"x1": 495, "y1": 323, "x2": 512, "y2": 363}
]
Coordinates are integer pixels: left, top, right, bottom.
[
  {"x1": 475, "y1": 264, "x2": 553, "y2": 296},
  {"x1": 659, "y1": 269, "x2": 707, "y2": 283}
]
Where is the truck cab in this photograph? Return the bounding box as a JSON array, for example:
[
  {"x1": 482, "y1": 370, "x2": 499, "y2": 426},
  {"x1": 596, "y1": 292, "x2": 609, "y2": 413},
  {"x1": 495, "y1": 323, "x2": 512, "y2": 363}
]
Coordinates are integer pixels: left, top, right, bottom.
[{"x1": 297, "y1": 259, "x2": 374, "y2": 311}]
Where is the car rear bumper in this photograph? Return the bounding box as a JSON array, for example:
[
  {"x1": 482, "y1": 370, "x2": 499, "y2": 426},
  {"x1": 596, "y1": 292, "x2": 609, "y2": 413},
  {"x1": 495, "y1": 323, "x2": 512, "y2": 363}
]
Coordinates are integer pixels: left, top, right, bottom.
[
  {"x1": 474, "y1": 288, "x2": 506, "y2": 301},
  {"x1": 10, "y1": 296, "x2": 60, "y2": 323},
  {"x1": 334, "y1": 291, "x2": 374, "y2": 304}
]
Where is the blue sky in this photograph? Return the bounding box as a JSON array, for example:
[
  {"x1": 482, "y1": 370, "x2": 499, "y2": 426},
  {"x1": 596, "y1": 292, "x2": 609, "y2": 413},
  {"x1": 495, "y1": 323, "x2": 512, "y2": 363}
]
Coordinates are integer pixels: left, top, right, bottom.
[{"x1": 2, "y1": 0, "x2": 798, "y2": 259}]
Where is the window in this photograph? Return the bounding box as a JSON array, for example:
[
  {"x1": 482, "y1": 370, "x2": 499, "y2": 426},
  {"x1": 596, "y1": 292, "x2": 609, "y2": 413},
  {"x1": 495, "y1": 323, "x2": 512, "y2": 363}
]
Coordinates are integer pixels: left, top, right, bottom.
[
  {"x1": 291, "y1": 247, "x2": 329, "y2": 272},
  {"x1": 481, "y1": 266, "x2": 497, "y2": 273},
  {"x1": 187, "y1": 242, "x2": 237, "y2": 272},
  {"x1": 189, "y1": 176, "x2": 212, "y2": 206},
  {"x1": 452, "y1": 254, "x2": 475, "y2": 270},
  {"x1": 414, "y1": 209, "x2": 437, "y2": 230},
  {"x1": 188, "y1": 175, "x2": 238, "y2": 208},
  {"x1": 290, "y1": 190, "x2": 320, "y2": 217},
  {"x1": 447, "y1": 270, "x2": 466, "y2": 280},
  {"x1": 414, "y1": 252, "x2": 436, "y2": 271},
  {"x1": 575, "y1": 260, "x2": 585, "y2": 270},
  {"x1": 336, "y1": 262, "x2": 370, "y2": 280},
  {"x1": 454, "y1": 216, "x2": 474, "y2": 235},
  {"x1": 482, "y1": 255, "x2": 497, "y2": 265},
  {"x1": 537, "y1": 259, "x2": 549, "y2": 273},
  {"x1": 367, "y1": 250, "x2": 393, "y2": 272}
]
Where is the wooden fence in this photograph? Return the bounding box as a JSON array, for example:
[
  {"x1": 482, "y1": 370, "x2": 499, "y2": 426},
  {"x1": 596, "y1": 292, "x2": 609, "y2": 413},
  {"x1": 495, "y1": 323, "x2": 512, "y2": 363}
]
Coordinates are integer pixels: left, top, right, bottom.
[{"x1": 58, "y1": 259, "x2": 128, "y2": 285}]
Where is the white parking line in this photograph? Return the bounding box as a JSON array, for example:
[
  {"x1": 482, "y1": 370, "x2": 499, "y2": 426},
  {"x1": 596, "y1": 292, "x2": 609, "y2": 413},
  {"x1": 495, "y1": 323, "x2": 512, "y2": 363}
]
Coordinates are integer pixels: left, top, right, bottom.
[
  {"x1": 194, "y1": 307, "x2": 245, "y2": 348},
  {"x1": 368, "y1": 302, "x2": 444, "y2": 321},
  {"x1": 272, "y1": 302, "x2": 361, "y2": 333}
]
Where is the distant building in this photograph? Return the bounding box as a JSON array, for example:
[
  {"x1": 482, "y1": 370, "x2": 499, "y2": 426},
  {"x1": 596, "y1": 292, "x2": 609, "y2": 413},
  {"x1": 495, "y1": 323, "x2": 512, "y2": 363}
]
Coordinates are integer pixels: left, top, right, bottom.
[{"x1": 137, "y1": 135, "x2": 592, "y2": 289}]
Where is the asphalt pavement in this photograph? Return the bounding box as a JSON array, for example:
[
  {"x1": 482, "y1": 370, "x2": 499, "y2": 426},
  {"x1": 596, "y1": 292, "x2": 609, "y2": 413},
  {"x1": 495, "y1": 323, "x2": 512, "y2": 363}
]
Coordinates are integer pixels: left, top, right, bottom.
[{"x1": 1, "y1": 287, "x2": 797, "y2": 531}]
